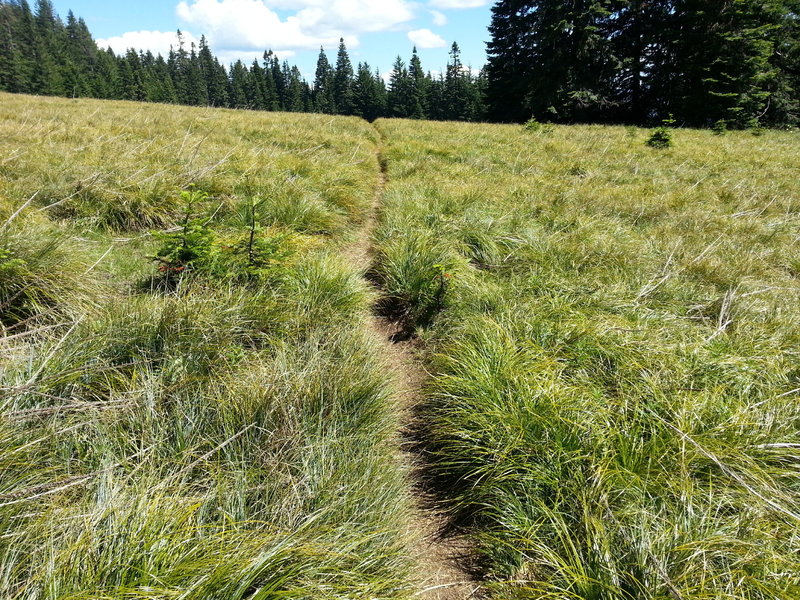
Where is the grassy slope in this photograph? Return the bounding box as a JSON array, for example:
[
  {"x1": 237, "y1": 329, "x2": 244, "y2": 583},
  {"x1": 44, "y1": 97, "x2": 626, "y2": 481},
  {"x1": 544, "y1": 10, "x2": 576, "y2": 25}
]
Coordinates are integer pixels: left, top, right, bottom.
[
  {"x1": 0, "y1": 93, "x2": 414, "y2": 599},
  {"x1": 373, "y1": 119, "x2": 800, "y2": 599}
]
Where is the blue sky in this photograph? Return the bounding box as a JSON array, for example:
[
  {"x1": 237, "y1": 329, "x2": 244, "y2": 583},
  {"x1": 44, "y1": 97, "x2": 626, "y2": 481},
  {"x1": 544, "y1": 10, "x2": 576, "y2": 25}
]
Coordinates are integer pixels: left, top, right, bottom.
[{"x1": 49, "y1": 0, "x2": 493, "y2": 81}]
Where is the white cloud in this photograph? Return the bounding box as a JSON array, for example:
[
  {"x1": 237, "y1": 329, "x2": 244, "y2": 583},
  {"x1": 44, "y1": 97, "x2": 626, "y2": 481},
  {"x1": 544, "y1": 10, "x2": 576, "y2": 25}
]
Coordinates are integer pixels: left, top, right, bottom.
[
  {"x1": 96, "y1": 30, "x2": 201, "y2": 56},
  {"x1": 407, "y1": 28, "x2": 446, "y2": 49},
  {"x1": 428, "y1": 0, "x2": 487, "y2": 8},
  {"x1": 430, "y1": 10, "x2": 447, "y2": 26},
  {"x1": 175, "y1": 0, "x2": 414, "y2": 52}
]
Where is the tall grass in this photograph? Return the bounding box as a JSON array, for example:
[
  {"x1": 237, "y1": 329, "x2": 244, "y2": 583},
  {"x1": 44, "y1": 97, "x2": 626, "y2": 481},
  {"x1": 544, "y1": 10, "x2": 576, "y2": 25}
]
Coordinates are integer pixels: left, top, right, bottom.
[
  {"x1": 373, "y1": 118, "x2": 800, "y2": 599},
  {"x1": 0, "y1": 92, "x2": 380, "y2": 231},
  {"x1": 0, "y1": 94, "x2": 412, "y2": 599}
]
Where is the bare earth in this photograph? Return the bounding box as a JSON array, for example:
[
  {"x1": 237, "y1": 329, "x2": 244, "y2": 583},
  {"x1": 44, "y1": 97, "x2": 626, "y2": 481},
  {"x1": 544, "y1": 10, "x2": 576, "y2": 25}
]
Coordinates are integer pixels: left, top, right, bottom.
[{"x1": 342, "y1": 149, "x2": 482, "y2": 600}]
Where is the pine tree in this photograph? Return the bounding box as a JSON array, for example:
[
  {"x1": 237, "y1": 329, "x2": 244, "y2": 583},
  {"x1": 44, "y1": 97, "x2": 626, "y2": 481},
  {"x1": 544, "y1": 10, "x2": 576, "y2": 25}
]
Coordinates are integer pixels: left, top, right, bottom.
[
  {"x1": 313, "y1": 46, "x2": 335, "y2": 113},
  {"x1": 261, "y1": 51, "x2": 278, "y2": 110},
  {"x1": 485, "y1": 0, "x2": 537, "y2": 121},
  {"x1": 119, "y1": 48, "x2": 145, "y2": 100},
  {"x1": 0, "y1": 1, "x2": 30, "y2": 92},
  {"x1": 266, "y1": 51, "x2": 285, "y2": 110},
  {"x1": 198, "y1": 36, "x2": 227, "y2": 107},
  {"x1": 167, "y1": 30, "x2": 191, "y2": 103},
  {"x1": 408, "y1": 46, "x2": 426, "y2": 119},
  {"x1": 487, "y1": 0, "x2": 624, "y2": 122},
  {"x1": 352, "y1": 61, "x2": 386, "y2": 121},
  {"x1": 444, "y1": 42, "x2": 468, "y2": 119},
  {"x1": 228, "y1": 59, "x2": 248, "y2": 108},
  {"x1": 246, "y1": 59, "x2": 267, "y2": 110},
  {"x1": 669, "y1": 0, "x2": 783, "y2": 127},
  {"x1": 184, "y1": 42, "x2": 207, "y2": 105},
  {"x1": 63, "y1": 10, "x2": 96, "y2": 97},
  {"x1": 425, "y1": 71, "x2": 446, "y2": 120},
  {"x1": 388, "y1": 55, "x2": 411, "y2": 117},
  {"x1": 285, "y1": 63, "x2": 306, "y2": 112},
  {"x1": 333, "y1": 37, "x2": 354, "y2": 115},
  {"x1": 31, "y1": 0, "x2": 65, "y2": 95},
  {"x1": 768, "y1": 0, "x2": 800, "y2": 125}
]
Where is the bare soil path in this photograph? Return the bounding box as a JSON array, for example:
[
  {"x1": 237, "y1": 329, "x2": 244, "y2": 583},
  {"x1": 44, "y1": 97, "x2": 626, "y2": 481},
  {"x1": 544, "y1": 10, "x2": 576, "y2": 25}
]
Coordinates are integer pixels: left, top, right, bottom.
[{"x1": 343, "y1": 145, "x2": 482, "y2": 600}]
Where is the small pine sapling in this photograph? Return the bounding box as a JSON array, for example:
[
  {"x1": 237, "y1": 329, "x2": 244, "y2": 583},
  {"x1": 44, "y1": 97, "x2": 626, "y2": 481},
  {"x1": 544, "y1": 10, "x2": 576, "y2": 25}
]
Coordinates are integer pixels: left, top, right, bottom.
[
  {"x1": 152, "y1": 187, "x2": 215, "y2": 287},
  {"x1": 647, "y1": 114, "x2": 675, "y2": 149}
]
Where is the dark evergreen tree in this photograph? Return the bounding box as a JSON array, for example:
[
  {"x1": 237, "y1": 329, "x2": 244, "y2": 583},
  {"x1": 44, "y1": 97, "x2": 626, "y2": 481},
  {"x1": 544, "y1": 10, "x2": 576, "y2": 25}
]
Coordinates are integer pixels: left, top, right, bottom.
[
  {"x1": 408, "y1": 46, "x2": 426, "y2": 118},
  {"x1": 228, "y1": 59, "x2": 248, "y2": 108},
  {"x1": 119, "y1": 48, "x2": 145, "y2": 100},
  {"x1": 388, "y1": 55, "x2": 412, "y2": 117},
  {"x1": 265, "y1": 51, "x2": 285, "y2": 110},
  {"x1": 313, "y1": 46, "x2": 335, "y2": 113},
  {"x1": 246, "y1": 59, "x2": 267, "y2": 109},
  {"x1": 260, "y1": 51, "x2": 278, "y2": 110},
  {"x1": 668, "y1": 0, "x2": 784, "y2": 127},
  {"x1": 333, "y1": 37, "x2": 354, "y2": 115},
  {"x1": 768, "y1": 0, "x2": 800, "y2": 125},
  {"x1": 284, "y1": 61, "x2": 305, "y2": 111},
  {"x1": 93, "y1": 47, "x2": 120, "y2": 99},
  {"x1": 184, "y1": 42, "x2": 207, "y2": 105},
  {"x1": 485, "y1": 0, "x2": 537, "y2": 121},
  {"x1": 352, "y1": 61, "x2": 386, "y2": 121},
  {"x1": 198, "y1": 36, "x2": 227, "y2": 107},
  {"x1": 30, "y1": 0, "x2": 63, "y2": 95},
  {"x1": 63, "y1": 10, "x2": 96, "y2": 96},
  {"x1": 0, "y1": 1, "x2": 31, "y2": 92}
]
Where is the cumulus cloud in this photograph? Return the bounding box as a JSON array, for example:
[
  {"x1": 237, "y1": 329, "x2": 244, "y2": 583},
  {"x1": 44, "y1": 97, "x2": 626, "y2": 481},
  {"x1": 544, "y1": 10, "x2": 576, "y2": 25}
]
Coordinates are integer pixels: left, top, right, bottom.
[
  {"x1": 428, "y1": 0, "x2": 487, "y2": 8},
  {"x1": 175, "y1": 0, "x2": 414, "y2": 52},
  {"x1": 430, "y1": 10, "x2": 447, "y2": 26},
  {"x1": 407, "y1": 28, "x2": 446, "y2": 49},
  {"x1": 96, "y1": 30, "x2": 201, "y2": 56}
]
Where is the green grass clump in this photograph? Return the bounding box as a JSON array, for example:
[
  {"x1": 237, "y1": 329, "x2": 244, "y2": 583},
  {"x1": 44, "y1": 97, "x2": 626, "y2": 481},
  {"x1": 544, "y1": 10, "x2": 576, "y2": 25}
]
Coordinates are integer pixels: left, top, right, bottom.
[
  {"x1": 373, "y1": 118, "x2": 800, "y2": 599},
  {"x1": 0, "y1": 218, "x2": 94, "y2": 329},
  {"x1": 1, "y1": 94, "x2": 414, "y2": 599}
]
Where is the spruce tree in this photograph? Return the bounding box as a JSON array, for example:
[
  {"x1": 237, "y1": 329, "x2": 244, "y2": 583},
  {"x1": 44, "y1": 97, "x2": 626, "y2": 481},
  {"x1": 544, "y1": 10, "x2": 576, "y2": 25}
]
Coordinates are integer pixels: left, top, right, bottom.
[
  {"x1": 485, "y1": 0, "x2": 537, "y2": 122},
  {"x1": 352, "y1": 61, "x2": 386, "y2": 121},
  {"x1": 0, "y1": 1, "x2": 30, "y2": 92},
  {"x1": 246, "y1": 59, "x2": 267, "y2": 109},
  {"x1": 260, "y1": 51, "x2": 278, "y2": 110},
  {"x1": 228, "y1": 59, "x2": 248, "y2": 108},
  {"x1": 313, "y1": 46, "x2": 334, "y2": 113},
  {"x1": 198, "y1": 36, "x2": 227, "y2": 107},
  {"x1": 408, "y1": 46, "x2": 426, "y2": 118},
  {"x1": 333, "y1": 37, "x2": 354, "y2": 115},
  {"x1": 388, "y1": 55, "x2": 411, "y2": 117},
  {"x1": 285, "y1": 62, "x2": 305, "y2": 112}
]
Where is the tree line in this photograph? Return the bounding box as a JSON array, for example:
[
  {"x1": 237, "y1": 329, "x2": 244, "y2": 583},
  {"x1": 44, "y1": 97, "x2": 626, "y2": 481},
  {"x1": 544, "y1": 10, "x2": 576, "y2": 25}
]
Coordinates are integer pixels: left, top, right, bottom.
[
  {"x1": 0, "y1": 0, "x2": 485, "y2": 121},
  {"x1": 2, "y1": 0, "x2": 797, "y2": 127},
  {"x1": 485, "y1": 0, "x2": 800, "y2": 127}
]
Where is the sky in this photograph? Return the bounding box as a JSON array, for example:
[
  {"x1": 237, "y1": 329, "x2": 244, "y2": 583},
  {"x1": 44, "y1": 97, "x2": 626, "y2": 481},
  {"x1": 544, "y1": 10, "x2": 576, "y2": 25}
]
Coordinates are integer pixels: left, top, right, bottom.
[{"x1": 49, "y1": 0, "x2": 494, "y2": 81}]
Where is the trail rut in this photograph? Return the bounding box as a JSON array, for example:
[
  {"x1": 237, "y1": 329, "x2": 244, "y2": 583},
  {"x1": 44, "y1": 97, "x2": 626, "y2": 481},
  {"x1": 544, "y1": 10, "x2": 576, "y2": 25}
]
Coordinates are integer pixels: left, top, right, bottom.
[{"x1": 343, "y1": 144, "x2": 482, "y2": 600}]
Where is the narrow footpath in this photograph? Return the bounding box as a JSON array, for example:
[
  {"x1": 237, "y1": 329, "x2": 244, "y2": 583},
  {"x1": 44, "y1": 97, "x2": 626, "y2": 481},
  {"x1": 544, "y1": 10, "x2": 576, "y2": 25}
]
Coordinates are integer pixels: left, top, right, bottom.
[{"x1": 343, "y1": 137, "x2": 482, "y2": 600}]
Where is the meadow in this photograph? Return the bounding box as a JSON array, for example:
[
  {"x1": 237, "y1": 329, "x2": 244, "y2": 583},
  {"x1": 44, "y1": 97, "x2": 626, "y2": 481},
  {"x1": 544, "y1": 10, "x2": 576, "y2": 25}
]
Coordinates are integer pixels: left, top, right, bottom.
[
  {"x1": 372, "y1": 119, "x2": 800, "y2": 598},
  {"x1": 1, "y1": 90, "x2": 800, "y2": 600},
  {"x1": 0, "y1": 92, "x2": 415, "y2": 599}
]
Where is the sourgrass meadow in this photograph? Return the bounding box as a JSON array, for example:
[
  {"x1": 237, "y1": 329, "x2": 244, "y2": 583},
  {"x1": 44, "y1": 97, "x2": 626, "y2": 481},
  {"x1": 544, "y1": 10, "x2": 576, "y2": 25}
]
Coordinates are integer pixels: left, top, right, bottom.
[
  {"x1": 372, "y1": 119, "x2": 800, "y2": 599},
  {"x1": 2, "y1": 90, "x2": 800, "y2": 599},
  {"x1": 0, "y1": 92, "x2": 414, "y2": 599}
]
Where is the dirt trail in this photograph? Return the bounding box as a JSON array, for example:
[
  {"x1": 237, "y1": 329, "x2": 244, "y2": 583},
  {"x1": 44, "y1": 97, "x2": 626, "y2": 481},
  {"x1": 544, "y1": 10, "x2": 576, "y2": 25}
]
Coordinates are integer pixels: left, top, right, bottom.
[{"x1": 343, "y1": 146, "x2": 482, "y2": 600}]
